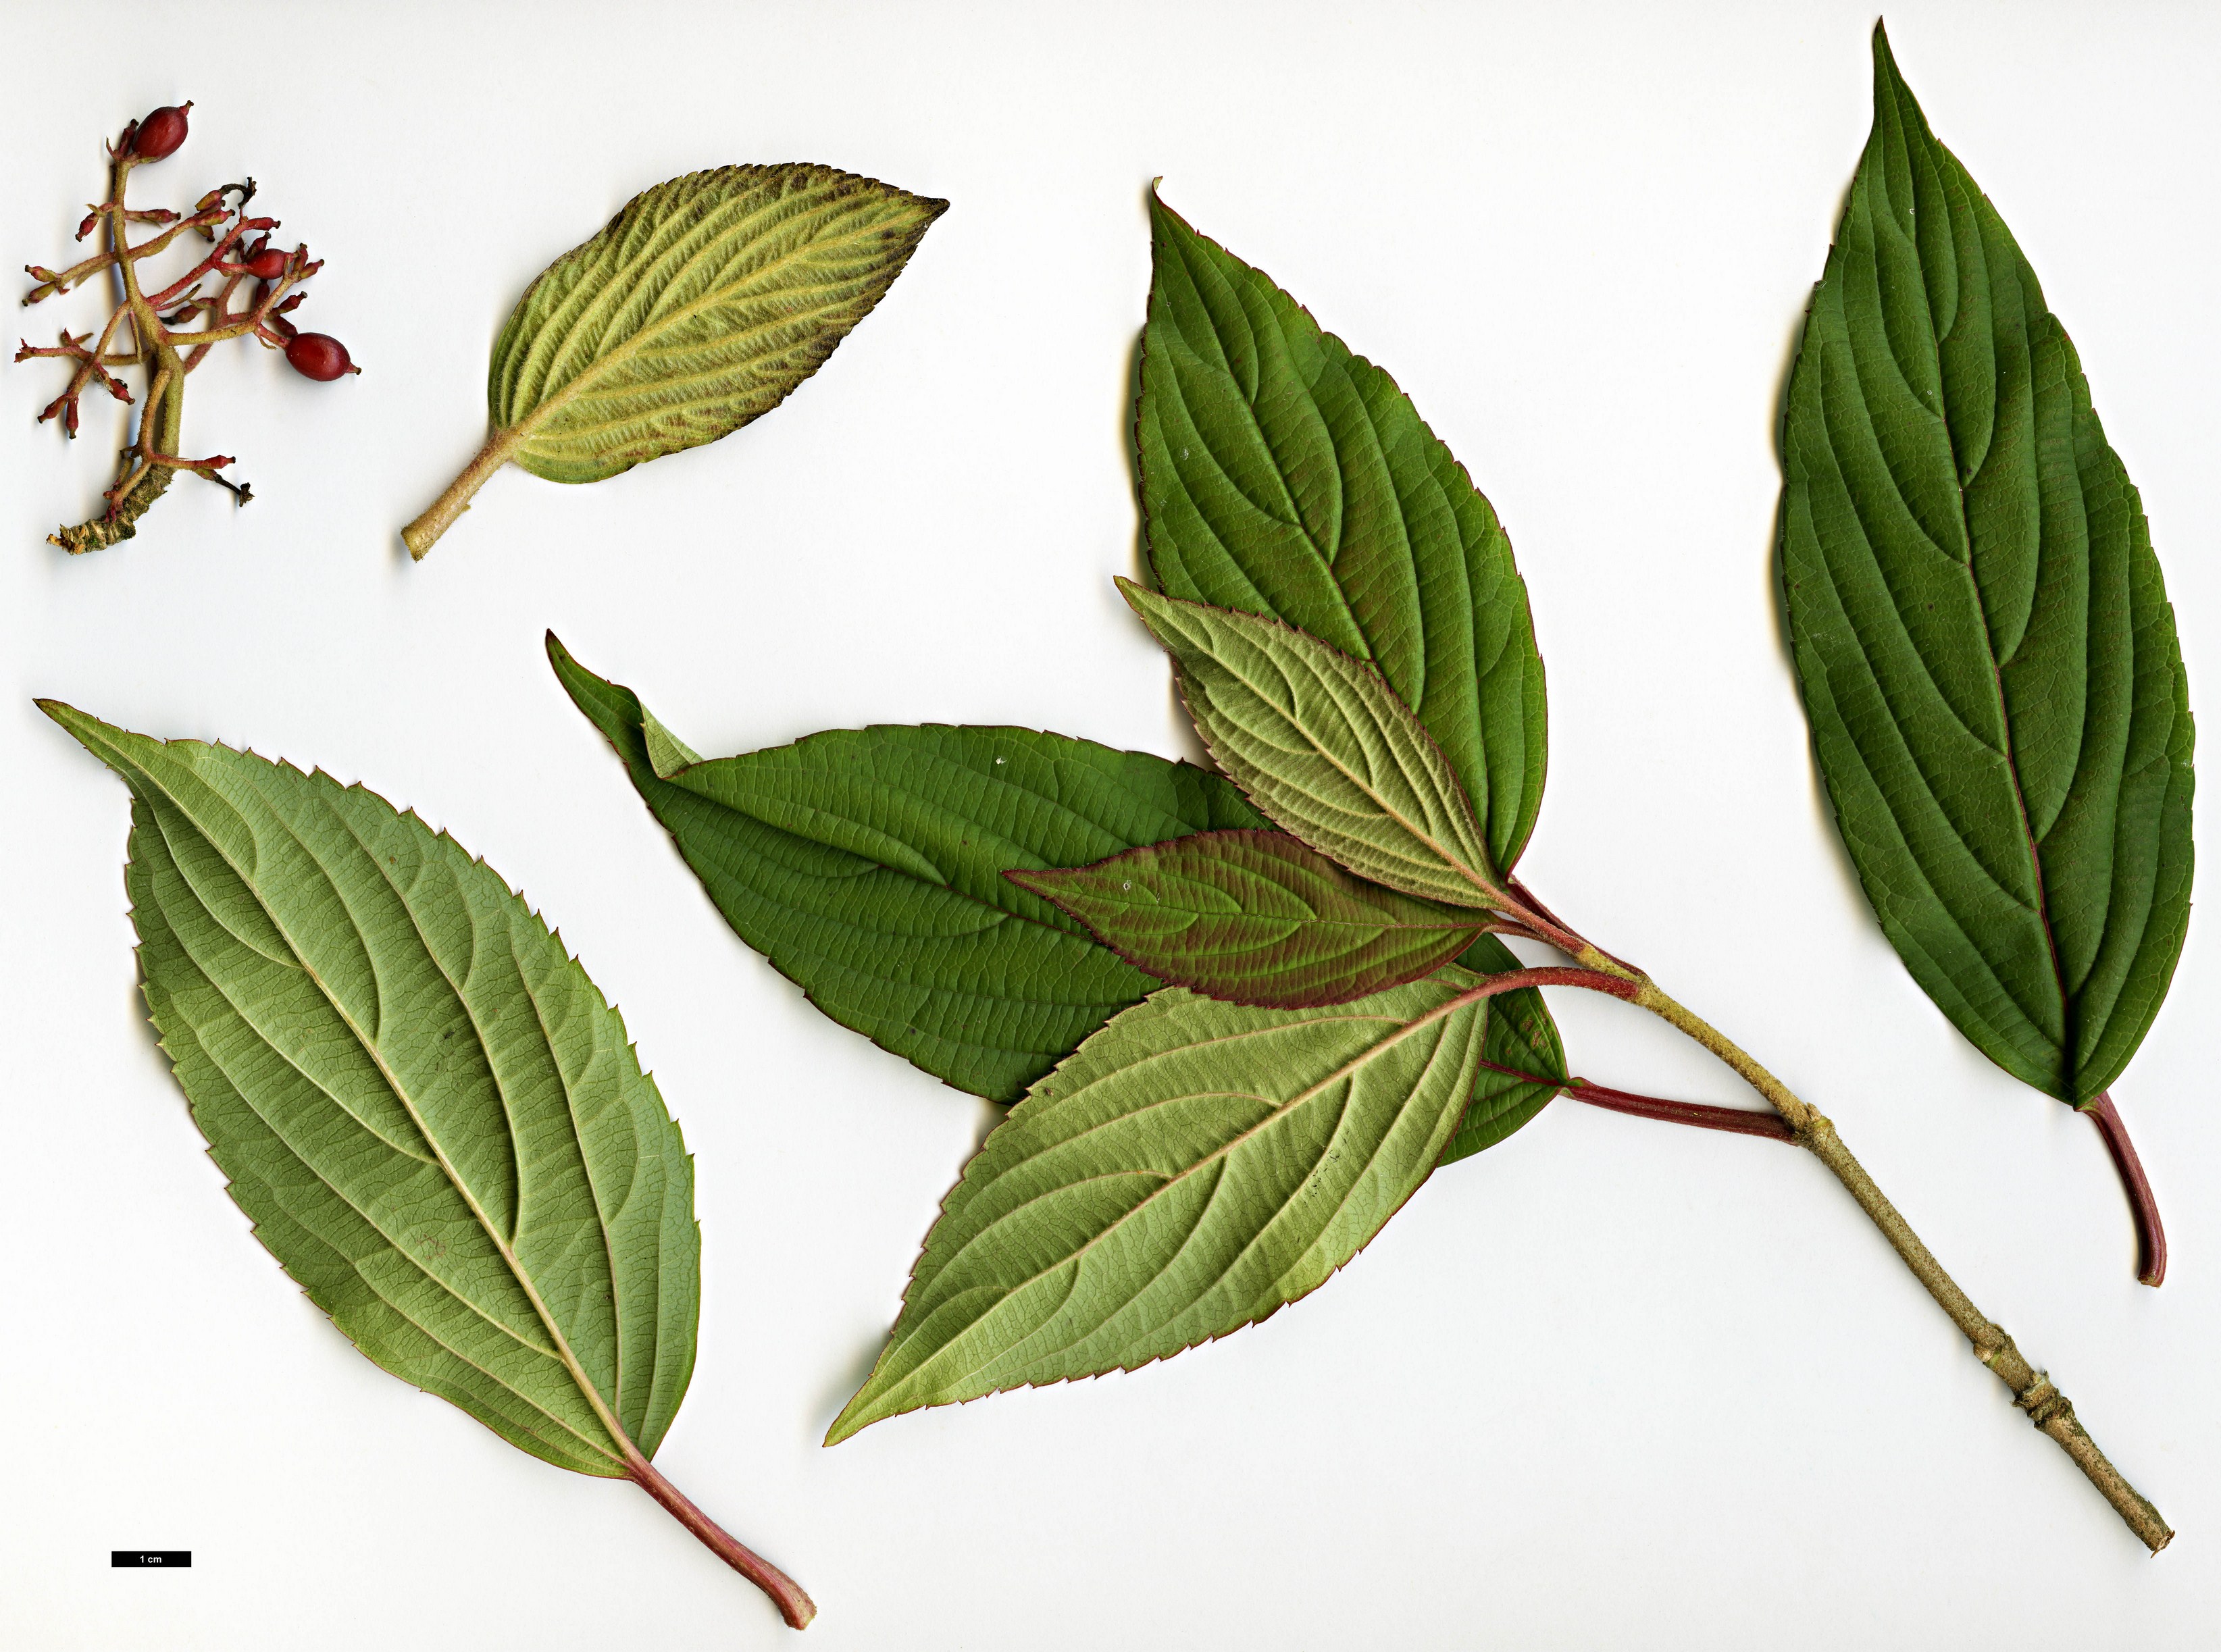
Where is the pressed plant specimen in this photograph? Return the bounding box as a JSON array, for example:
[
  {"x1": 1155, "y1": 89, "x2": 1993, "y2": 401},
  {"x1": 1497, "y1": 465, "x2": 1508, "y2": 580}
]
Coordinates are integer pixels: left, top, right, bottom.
[
  {"x1": 401, "y1": 165, "x2": 944, "y2": 558},
  {"x1": 41, "y1": 703, "x2": 816, "y2": 1630},
  {"x1": 560, "y1": 28, "x2": 2182, "y2": 1555},
  {"x1": 19, "y1": 103, "x2": 357, "y2": 554}
]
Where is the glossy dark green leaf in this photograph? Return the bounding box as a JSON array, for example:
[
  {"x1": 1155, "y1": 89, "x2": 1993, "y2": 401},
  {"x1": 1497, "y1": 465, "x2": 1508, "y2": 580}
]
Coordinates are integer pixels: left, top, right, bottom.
[
  {"x1": 1779, "y1": 26, "x2": 2195, "y2": 1106},
  {"x1": 555, "y1": 640, "x2": 1565, "y2": 1157},
  {"x1": 1138, "y1": 190, "x2": 1548, "y2": 874},
  {"x1": 549, "y1": 636, "x2": 1264, "y2": 1103},
  {"x1": 1008, "y1": 829, "x2": 1488, "y2": 1008}
]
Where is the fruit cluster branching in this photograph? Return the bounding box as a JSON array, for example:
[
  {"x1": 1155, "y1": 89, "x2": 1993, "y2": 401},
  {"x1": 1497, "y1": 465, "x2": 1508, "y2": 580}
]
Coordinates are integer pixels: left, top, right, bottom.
[{"x1": 18, "y1": 103, "x2": 357, "y2": 554}]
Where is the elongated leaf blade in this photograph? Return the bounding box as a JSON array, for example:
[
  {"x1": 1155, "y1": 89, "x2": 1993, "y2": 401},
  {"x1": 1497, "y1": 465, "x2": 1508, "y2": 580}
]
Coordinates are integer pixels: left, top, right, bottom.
[
  {"x1": 826, "y1": 969, "x2": 1492, "y2": 1441},
  {"x1": 556, "y1": 641, "x2": 1565, "y2": 1157},
  {"x1": 1138, "y1": 193, "x2": 1550, "y2": 873},
  {"x1": 1120, "y1": 582, "x2": 1507, "y2": 911},
  {"x1": 43, "y1": 701, "x2": 698, "y2": 1476},
  {"x1": 1008, "y1": 829, "x2": 1487, "y2": 1007},
  {"x1": 550, "y1": 636, "x2": 1266, "y2": 1102},
  {"x1": 491, "y1": 165, "x2": 945, "y2": 484},
  {"x1": 1779, "y1": 27, "x2": 2195, "y2": 1104}
]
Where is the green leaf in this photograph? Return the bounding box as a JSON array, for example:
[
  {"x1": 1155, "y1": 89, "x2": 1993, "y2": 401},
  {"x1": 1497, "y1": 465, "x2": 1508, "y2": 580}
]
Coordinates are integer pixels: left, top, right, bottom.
[
  {"x1": 1778, "y1": 26, "x2": 2195, "y2": 1105},
  {"x1": 1138, "y1": 192, "x2": 1549, "y2": 874},
  {"x1": 40, "y1": 700, "x2": 698, "y2": 1478},
  {"x1": 549, "y1": 635, "x2": 1267, "y2": 1103},
  {"x1": 1441, "y1": 931, "x2": 1567, "y2": 1166},
  {"x1": 494, "y1": 165, "x2": 944, "y2": 483},
  {"x1": 1119, "y1": 581, "x2": 1510, "y2": 912},
  {"x1": 1008, "y1": 828, "x2": 1489, "y2": 1007},
  {"x1": 825, "y1": 969, "x2": 1495, "y2": 1442},
  {"x1": 404, "y1": 165, "x2": 944, "y2": 555}
]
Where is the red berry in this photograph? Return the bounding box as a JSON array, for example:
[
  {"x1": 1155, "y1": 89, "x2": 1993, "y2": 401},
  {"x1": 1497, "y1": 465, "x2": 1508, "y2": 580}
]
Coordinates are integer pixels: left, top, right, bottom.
[
  {"x1": 285, "y1": 332, "x2": 355, "y2": 381},
  {"x1": 244, "y1": 249, "x2": 289, "y2": 280},
  {"x1": 131, "y1": 103, "x2": 192, "y2": 161}
]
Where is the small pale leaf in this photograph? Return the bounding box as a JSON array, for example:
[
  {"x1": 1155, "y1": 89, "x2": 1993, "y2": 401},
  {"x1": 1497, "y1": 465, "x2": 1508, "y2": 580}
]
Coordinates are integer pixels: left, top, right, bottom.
[
  {"x1": 826, "y1": 969, "x2": 1494, "y2": 1441},
  {"x1": 1008, "y1": 829, "x2": 1488, "y2": 1007},
  {"x1": 1119, "y1": 581, "x2": 1508, "y2": 912},
  {"x1": 490, "y1": 165, "x2": 944, "y2": 484}
]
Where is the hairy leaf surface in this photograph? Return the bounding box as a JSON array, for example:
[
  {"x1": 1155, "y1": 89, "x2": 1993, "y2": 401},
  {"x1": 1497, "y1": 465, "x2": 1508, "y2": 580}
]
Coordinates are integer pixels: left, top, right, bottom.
[
  {"x1": 1007, "y1": 829, "x2": 1487, "y2": 1007},
  {"x1": 826, "y1": 969, "x2": 1494, "y2": 1441},
  {"x1": 1121, "y1": 582, "x2": 1506, "y2": 911},
  {"x1": 1779, "y1": 27, "x2": 2194, "y2": 1104},
  {"x1": 1138, "y1": 192, "x2": 1549, "y2": 873},
  {"x1": 550, "y1": 636, "x2": 1265, "y2": 1102},
  {"x1": 44, "y1": 702, "x2": 699, "y2": 1477},
  {"x1": 490, "y1": 165, "x2": 945, "y2": 484}
]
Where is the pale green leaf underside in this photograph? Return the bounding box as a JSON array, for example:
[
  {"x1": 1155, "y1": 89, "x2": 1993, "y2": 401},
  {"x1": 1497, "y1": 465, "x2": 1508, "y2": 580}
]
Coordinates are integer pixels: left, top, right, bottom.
[
  {"x1": 1779, "y1": 28, "x2": 2194, "y2": 1104},
  {"x1": 1140, "y1": 192, "x2": 1549, "y2": 875},
  {"x1": 553, "y1": 640, "x2": 1564, "y2": 1156},
  {"x1": 1121, "y1": 581, "x2": 1506, "y2": 911},
  {"x1": 827, "y1": 968, "x2": 1492, "y2": 1441},
  {"x1": 490, "y1": 165, "x2": 946, "y2": 484},
  {"x1": 45, "y1": 702, "x2": 698, "y2": 1477}
]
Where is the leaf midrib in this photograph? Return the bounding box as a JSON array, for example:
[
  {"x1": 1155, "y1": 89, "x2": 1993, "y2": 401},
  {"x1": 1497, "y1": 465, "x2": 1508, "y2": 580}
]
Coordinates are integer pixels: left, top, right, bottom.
[
  {"x1": 511, "y1": 191, "x2": 903, "y2": 446},
  {"x1": 142, "y1": 757, "x2": 638, "y2": 1467},
  {"x1": 660, "y1": 760, "x2": 1115, "y2": 948},
  {"x1": 1850, "y1": 167, "x2": 2077, "y2": 1067},
  {"x1": 913, "y1": 986, "x2": 1480, "y2": 1350},
  {"x1": 1184, "y1": 652, "x2": 1499, "y2": 906}
]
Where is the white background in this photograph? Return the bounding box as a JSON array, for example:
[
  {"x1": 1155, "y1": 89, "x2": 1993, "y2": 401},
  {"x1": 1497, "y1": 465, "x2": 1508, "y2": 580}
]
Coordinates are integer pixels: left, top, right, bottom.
[{"x1": 3, "y1": 2, "x2": 2214, "y2": 1646}]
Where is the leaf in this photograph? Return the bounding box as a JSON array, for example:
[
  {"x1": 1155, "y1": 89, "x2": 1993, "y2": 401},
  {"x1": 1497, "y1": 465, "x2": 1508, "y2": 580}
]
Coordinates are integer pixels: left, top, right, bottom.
[
  {"x1": 43, "y1": 700, "x2": 700, "y2": 1478},
  {"x1": 1440, "y1": 931, "x2": 1567, "y2": 1166},
  {"x1": 1007, "y1": 829, "x2": 1489, "y2": 1008},
  {"x1": 825, "y1": 969, "x2": 1496, "y2": 1441},
  {"x1": 1138, "y1": 192, "x2": 1549, "y2": 874},
  {"x1": 556, "y1": 642, "x2": 1566, "y2": 1160},
  {"x1": 1119, "y1": 580, "x2": 1510, "y2": 912},
  {"x1": 549, "y1": 636, "x2": 1267, "y2": 1103},
  {"x1": 1778, "y1": 26, "x2": 2195, "y2": 1106},
  {"x1": 403, "y1": 165, "x2": 944, "y2": 555},
  {"x1": 43, "y1": 700, "x2": 818, "y2": 1625}
]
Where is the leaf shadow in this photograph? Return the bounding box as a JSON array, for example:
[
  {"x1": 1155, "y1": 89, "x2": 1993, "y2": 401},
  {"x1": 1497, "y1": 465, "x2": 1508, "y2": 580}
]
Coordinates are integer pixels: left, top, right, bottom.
[
  {"x1": 1119, "y1": 183, "x2": 1210, "y2": 771},
  {"x1": 813, "y1": 1324, "x2": 893, "y2": 1434}
]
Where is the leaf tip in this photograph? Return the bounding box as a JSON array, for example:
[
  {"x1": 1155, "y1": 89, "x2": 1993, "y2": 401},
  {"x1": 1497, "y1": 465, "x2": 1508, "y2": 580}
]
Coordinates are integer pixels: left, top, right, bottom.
[{"x1": 821, "y1": 1392, "x2": 884, "y2": 1447}]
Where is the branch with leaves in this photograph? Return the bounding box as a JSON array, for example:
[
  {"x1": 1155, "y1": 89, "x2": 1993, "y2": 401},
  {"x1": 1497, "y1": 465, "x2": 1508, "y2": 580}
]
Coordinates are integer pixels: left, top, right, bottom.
[
  {"x1": 18, "y1": 103, "x2": 357, "y2": 554},
  {"x1": 557, "y1": 28, "x2": 2184, "y2": 1557}
]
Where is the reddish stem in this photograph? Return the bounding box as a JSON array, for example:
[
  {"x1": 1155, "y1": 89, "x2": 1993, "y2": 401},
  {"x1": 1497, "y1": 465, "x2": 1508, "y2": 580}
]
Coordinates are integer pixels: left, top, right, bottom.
[
  {"x1": 623, "y1": 1445, "x2": 816, "y2": 1630},
  {"x1": 2083, "y1": 1092, "x2": 2166, "y2": 1287},
  {"x1": 1473, "y1": 1057, "x2": 1795, "y2": 1142},
  {"x1": 1566, "y1": 1077, "x2": 1796, "y2": 1141}
]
